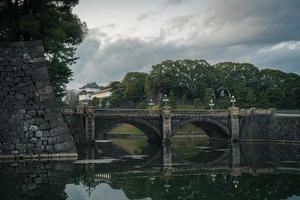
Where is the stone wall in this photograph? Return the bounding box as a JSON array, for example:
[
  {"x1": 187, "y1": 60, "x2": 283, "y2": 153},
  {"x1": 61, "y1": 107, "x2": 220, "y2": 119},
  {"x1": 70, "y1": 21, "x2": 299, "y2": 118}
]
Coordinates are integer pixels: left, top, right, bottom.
[
  {"x1": 63, "y1": 114, "x2": 87, "y2": 147},
  {"x1": 0, "y1": 41, "x2": 77, "y2": 158},
  {"x1": 240, "y1": 115, "x2": 300, "y2": 142},
  {"x1": 0, "y1": 161, "x2": 74, "y2": 200}
]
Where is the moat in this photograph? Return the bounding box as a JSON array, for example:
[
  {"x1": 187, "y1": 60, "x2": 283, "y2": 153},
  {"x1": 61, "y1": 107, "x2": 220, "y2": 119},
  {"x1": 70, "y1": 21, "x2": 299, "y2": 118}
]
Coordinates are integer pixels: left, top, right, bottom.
[{"x1": 1, "y1": 138, "x2": 300, "y2": 200}]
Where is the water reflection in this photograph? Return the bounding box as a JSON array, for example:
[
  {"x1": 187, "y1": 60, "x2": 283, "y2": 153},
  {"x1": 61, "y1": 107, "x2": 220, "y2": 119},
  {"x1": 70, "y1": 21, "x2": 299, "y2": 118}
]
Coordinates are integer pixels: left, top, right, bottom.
[{"x1": 1, "y1": 139, "x2": 300, "y2": 199}]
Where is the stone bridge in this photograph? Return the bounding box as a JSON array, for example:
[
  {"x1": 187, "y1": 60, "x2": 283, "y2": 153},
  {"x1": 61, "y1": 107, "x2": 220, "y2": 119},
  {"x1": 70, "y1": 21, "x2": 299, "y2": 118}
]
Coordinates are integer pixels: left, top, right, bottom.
[
  {"x1": 65, "y1": 106, "x2": 240, "y2": 143},
  {"x1": 64, "y1": 106, "x2": 300, "y2": 144}
]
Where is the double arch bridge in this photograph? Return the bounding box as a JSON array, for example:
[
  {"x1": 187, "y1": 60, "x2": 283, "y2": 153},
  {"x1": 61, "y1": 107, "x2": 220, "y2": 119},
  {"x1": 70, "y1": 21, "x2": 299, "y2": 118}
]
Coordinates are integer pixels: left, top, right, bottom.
[{"x1": 64, "y1": 106, "x2": 243, "y2": 143}]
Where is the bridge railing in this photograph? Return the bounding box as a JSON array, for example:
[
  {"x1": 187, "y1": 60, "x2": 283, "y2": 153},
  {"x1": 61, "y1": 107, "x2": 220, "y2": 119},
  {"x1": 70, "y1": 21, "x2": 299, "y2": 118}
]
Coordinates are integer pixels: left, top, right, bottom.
[
  {"x1": 275, "y1": 109, "x2": 300, "y2": 114},
  {"x1": 94, "y1": 109, "x2": 161, "y2": 115},
  {"x1": 171, "y1": 109, "x2": 229, "y2": 116},
  {"x1": 239, "y1": 108, "x2": 274, "y2": 116}
]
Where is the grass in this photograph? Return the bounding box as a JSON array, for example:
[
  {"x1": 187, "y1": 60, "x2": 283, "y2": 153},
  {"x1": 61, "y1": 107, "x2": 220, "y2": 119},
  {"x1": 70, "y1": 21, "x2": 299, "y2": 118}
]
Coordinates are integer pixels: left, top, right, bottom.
[
  {"x1": 111, "y1": 139, "x2": 147, "y2": 154},
  {"x1": 108, "y1": 124, "x2": 143, "y2": 134}
]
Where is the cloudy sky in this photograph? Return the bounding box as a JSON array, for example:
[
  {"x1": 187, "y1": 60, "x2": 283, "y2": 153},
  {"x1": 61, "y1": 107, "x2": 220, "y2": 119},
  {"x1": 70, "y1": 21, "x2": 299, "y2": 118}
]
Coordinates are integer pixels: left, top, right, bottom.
[{"x1": 68, "y1": 0, "x2": 300, "y2": 89}]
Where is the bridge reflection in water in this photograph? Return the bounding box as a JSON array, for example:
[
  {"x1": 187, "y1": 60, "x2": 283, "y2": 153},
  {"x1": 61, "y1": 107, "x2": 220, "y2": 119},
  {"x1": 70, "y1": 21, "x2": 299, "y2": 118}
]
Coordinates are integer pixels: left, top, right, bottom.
[{"x1": 1, "y1": 140, "x2": 300, "y2": 199}]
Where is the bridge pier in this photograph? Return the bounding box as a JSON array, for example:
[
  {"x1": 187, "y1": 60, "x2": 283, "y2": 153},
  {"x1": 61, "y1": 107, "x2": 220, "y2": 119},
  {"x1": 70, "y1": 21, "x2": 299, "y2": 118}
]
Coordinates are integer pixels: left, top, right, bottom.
[
  {"x1": 228, "y1": 107, "x2": 240, "y2": 142},
  {"x1": 231, "y1": 142, "x2": 241, "y2": 176},
  {"x1": 163, "y1": 143, "x2": 172, "y2": 176},
  {"x1": 162, "y1": 106, "x2": 172, "y2": 143},
  {"x1": 85, "y1": 107, "x2": 96, "y2": 144}
]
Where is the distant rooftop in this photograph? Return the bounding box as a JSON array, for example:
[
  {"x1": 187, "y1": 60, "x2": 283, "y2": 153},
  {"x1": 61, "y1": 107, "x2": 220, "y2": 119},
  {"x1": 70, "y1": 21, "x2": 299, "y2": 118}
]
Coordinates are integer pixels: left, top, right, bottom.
[{"x1": 79, "y1": 82, "x2": 101, "y2": 89}]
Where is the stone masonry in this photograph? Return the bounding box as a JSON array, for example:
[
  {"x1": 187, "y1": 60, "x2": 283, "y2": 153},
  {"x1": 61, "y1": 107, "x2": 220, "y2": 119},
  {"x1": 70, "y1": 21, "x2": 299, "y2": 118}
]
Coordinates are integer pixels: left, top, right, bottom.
[
  {"x1": 0, "y1": 41, "x2": 77, "y2": 158},
  {"x1": 65, "y1": 107, "x2": 300, "y2": 144}
]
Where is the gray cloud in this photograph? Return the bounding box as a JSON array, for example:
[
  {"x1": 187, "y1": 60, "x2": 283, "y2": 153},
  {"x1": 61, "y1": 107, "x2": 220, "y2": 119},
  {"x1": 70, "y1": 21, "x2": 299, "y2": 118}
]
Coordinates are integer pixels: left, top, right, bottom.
[
  {"x1": 137, "y1": 0, "x2": 190, "y2": 21},
  {"x1": 68, "y1": 0, "x2": 300, "y2": 89},
  {"x1": 167, "y1": 0, "x2": 300, "y2": 46},
  {"x1": 163, "y1": 0, "x2": 189, "y2": 7},
  {"x1": 69, "y1": 32, "x2": 300, "y2": 89},
  {"x1": 137, "y1": 13, "x2": 151, "y2": 21}
]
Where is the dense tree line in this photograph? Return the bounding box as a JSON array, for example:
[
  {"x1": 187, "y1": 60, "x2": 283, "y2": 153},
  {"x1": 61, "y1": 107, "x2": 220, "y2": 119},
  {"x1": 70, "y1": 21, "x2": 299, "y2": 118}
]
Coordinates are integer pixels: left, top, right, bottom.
[
  {"x1": 0, "y1": 0, "x2": 87, "y2": 101},
  {"x1": 106, "y1": 59, "x2": 300, "y2": 109}
]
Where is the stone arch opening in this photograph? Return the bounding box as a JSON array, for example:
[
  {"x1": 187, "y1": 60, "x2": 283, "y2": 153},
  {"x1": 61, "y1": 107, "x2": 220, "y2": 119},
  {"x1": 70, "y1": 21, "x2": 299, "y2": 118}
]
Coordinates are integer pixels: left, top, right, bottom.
[
  {"x1": 96, "y1": 119, "x2": 162, "y2": 142},
  {"x1": 172, "y1": 118, "x2": 230, "y2": 139}
]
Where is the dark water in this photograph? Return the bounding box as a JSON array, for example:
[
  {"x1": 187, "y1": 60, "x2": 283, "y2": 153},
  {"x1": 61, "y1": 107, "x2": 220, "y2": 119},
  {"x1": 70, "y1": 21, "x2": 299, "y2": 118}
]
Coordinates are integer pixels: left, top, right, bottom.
[{"x1": 1, "y1": 139, "x2": 300, "y2": 200}]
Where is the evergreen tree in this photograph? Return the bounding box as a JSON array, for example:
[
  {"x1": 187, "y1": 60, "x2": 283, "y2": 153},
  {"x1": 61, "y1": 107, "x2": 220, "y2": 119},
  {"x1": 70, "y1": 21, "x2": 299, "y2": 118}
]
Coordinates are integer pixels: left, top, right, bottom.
[
  {"x1": 169, "y1": 90, "x2": 176, "y2": 108},
  {"x1": 194, "y1": 98, "x2": 201, "y2": 109},
  {"x1": 0, "y1": 0, "x2": 88, "y2": 101}
]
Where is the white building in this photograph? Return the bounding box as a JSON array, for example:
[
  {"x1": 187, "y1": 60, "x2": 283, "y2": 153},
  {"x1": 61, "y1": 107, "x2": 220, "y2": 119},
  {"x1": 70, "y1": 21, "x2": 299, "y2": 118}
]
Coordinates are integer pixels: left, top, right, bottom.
[
  {"x1": 78, "y1": 82, "x2": 112, "y2": 105},
  {"x1": 92, "y1": 88, "x2": 112, "y2": 100}
]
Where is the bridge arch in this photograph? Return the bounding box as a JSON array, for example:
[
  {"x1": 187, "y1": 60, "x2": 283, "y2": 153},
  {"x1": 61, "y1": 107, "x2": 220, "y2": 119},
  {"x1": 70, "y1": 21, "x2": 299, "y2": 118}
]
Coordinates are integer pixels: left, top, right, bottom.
[
  {"x1": 95, "y1": 118, "x2": 162, "y2": 142},
  {"x1": 172, "y1": 118, "x2": 230, "y2": 139}
]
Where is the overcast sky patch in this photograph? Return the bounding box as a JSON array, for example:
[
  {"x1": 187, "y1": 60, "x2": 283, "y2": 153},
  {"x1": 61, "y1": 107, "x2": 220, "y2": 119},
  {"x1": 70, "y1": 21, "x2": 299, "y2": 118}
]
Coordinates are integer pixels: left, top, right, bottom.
[{"x1": 69, "y1": 0, "x2": 300, "y2": 89}]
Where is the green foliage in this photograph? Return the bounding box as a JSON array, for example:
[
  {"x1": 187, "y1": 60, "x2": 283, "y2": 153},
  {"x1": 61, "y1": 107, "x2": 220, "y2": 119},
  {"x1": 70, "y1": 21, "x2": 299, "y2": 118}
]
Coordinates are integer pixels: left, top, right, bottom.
[
  {"x1": 193, "y1": 98, "x2": 201, "y2": 109},
  {"x1": 169, "y1": 90, "x2": 176, "y2": 108},
  {"x1": 145, "y1": 59, "x2": 215, "y2": 98},
  {"x1": 0, "y1": 0, "x2": 88, "y2": 101},
  {"x1": 122, "y1": 72, "x2": 148, "y2": 102},
  {"x1": 136, "y1": 102, "x2": 148, "y2": 109},
  {"x1": 94, "y1": 59, "x2": 300, "y2": 109},
  {"x1": 181, "y1": 94, "x2": 187, "y2": 108},
  {"x1": 109, "y1": 81, "x2": 124, "y2": 107},
  {"x1": 91, "y1": 97, "x2": 100, "y2": 107},
  {"x1": 216, "y1": 96, "x2": 231, "y2": 109}
]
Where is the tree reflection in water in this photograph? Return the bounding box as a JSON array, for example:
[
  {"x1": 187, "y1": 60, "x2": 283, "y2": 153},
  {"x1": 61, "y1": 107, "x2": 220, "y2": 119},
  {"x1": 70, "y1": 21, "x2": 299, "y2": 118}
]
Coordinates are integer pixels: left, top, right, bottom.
[{"x1": 1, "y1": 140, "x2": 300, "y2": 200}]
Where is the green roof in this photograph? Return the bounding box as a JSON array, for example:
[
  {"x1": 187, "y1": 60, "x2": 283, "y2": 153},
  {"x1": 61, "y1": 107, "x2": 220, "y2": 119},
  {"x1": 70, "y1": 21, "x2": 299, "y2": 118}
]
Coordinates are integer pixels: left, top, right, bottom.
[{"x1": 79, "y1": 82, "x2": 101, "y2": 89}]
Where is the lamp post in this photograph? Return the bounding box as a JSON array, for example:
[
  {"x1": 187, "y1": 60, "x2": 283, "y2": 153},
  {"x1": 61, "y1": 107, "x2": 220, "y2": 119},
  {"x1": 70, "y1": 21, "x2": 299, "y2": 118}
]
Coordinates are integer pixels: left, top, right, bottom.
[
  {"x1": 105, "y1": 100, "x2": 110, "y2": 109},
  {"x1": 232, "y1": 178, "x2": 239, "y2": 189},
  {"x1": 98, "y1": 102, "x2": 102, "y2": 109},
  {"x1": 162, "y1": 94, "x2": 169, "y2": 107},
  {"x1": 230, "y1": 95, "x2": 237, "y2": 107},
  {"x1": 209, "y1": 99, "x2": 214, "y2": 110},
  {"x1": 149, "y1": 98, "x2": 154, "y2": 109}
]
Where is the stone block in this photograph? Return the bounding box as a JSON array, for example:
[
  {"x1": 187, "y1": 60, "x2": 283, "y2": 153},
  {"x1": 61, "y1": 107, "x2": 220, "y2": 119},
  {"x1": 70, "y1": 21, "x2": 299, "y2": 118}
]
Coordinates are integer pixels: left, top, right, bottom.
[
  {"x1": 25, "y1": 131, "x2": 33, "y2": 138},
  {"x1": 48, "y1": 137, "x2": 56, "y2": 145},
  {"x1": 54, "y1": 143, "x2": 67, "y2": 152},
  {"x1": 35, "y1": 130, "x2": 43, "y2": 137},
  {"x1": 29, "y1": 125, "x2": 38, "y2": 132},
  {"x1": 27, "y1": 110, "x2": 36, "y2": 117},
  {"x1": 45, "y1": 145, "x2": 53, "y2": 153},
  {"x1": 37, "y1": 110, "x2": 45, "y2": 116},
  {"x1": 11, "y1": 150, "x2": 19, "y2": 155},
  {"x1": 15, "y1": 93, "x2": 24, "y2": 101},
  {"x1": 35, "y1": 141, "x2": 42, "y2": 148},
  {"x1": 34, "y1": 117, "x2": 44, "y2": 125},
  {"x1": 39, "y1": 122, "x2": 50, "y2": 130},
  {"x1": 16, "y1": 144, "x2": 26, "y2": 153},
  {"x1": 30, "y1": 138, "x2": 37, "y2": 144}
]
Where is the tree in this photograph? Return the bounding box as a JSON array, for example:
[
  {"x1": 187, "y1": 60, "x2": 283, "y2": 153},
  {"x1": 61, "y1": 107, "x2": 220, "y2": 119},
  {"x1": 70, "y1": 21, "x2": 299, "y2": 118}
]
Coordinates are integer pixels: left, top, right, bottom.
[
  {"x1": 182, "y1": 94, "x2": 187, "y2": 108},
  {"x1": 193, "y1": 98, "x2": 201, "y2": 109},
  {"x1": 63, "y1": 89, "x2": 79, "y2": 106},
  {"x1": 169, "y1": 90, "x2": 176, "y2": 108},
  {"x1": 122, "y1": 72, "x2": 148, "y2": 103},
  {"x1": 145, "y1": 59, "x2": 216, "y2": 98},
  {"x1": 91, "y1": 97, "x2": 100, "y2": 107},
  {"x1": 0, "y1": 0, "x2": 88, "y2": 101},
  {"x1": 266, "y1": 88, "x2": 285, "y2": 108},
  {"x1": 136, "y1": 102, "x2": 147, "y2": 109}
]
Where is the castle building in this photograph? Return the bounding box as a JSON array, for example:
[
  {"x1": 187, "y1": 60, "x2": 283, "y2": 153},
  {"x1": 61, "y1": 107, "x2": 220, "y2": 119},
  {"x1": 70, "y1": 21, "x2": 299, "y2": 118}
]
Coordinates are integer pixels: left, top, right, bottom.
[{"x1": 78, "y1": 82, "x2": 112, "y2": 105}]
